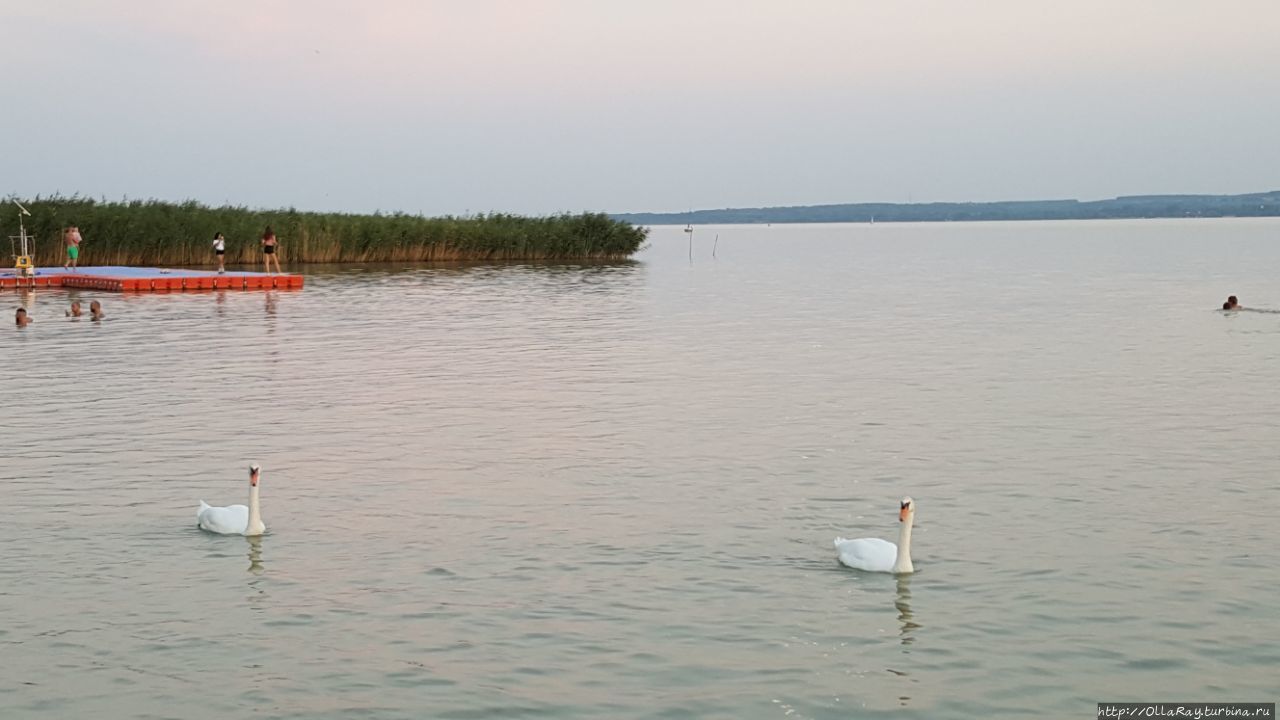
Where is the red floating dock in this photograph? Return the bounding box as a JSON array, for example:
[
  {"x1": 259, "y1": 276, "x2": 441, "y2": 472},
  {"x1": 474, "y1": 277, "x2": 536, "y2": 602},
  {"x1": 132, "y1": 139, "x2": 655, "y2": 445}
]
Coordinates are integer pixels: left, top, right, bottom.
[{"x1": 2, "y1": 267, "x2": 303, "y2": 292}]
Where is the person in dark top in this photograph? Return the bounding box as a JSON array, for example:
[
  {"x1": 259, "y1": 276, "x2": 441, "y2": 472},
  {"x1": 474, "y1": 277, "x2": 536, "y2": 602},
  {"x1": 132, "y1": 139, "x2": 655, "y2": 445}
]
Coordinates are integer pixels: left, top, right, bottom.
[{"x1": 262, "y1": 226, "x2": 282, "y2": 275}]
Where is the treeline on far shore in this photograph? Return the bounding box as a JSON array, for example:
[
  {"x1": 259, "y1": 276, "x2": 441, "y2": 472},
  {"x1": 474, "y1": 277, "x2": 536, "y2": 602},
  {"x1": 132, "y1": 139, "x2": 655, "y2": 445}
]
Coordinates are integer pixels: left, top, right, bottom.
[
  {"x1": 613, "y1": 190, "x2": 1280, "y2": 225},
  {"x1": 4, "y1": 197, "x2": 648, "y2": 266}
]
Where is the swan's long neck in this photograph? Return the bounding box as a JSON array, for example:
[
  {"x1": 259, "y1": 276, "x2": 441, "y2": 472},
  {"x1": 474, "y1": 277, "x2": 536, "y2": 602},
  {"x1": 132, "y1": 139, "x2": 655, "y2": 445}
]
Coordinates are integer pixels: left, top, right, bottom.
[
  {"x1": 245, "y1": 482, "x2": 264, "y2": 536},
  {"x1": 893, "y1": 514, "x2": 914, "y2": 574}
]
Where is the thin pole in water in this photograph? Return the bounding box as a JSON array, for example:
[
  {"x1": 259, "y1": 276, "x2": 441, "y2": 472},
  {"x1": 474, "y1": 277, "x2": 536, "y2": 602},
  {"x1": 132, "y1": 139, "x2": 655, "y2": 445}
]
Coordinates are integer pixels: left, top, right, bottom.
[
  {"x1": 712, "y1": 234, "x2": 718, "y2": 258},
  {"x1": 688, "y1": 227, "x2": 693, "y2": 263}
]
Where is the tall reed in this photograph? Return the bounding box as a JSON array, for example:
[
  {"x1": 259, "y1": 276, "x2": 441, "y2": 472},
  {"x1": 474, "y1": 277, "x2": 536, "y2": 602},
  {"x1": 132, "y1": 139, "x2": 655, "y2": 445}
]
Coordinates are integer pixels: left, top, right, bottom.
[{"x1": 3, "y1": 196, "x2": 647, "y2": 266}]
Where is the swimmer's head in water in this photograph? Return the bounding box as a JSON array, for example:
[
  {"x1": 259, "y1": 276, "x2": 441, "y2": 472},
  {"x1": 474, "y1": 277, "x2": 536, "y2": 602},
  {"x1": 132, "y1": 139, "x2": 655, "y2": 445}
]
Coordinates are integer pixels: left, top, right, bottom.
[{"x1": 1224, "y1": 301, "x2": 1232, "y2": 310}]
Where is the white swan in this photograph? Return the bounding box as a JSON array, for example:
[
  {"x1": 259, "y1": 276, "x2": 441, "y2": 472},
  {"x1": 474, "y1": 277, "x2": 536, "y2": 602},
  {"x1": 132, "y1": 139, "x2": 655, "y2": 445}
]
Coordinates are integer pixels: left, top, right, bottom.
[
  {"x1": 197, "y1": 464, "x2": 266, "y2": 536},
  {"x1": 835, "y1": 497, "x2": 915, "y2": 574}
]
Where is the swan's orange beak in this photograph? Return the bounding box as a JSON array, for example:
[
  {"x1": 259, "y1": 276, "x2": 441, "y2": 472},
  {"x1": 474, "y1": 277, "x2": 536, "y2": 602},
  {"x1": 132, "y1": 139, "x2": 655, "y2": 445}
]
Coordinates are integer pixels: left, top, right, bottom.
[
  {"x1": 899, "y1": 505, "x2": 909, "y2": 522},
  {"x1": 250, "y1": 470, "x2": 259, "y2": 487}
]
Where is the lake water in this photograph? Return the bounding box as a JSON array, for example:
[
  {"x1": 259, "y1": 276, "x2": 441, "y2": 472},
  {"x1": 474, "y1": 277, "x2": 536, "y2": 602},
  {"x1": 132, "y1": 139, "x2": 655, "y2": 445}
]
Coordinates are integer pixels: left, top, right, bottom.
[{"x1": 3, "y1": 219, "x2": 1278, "y2": 719}]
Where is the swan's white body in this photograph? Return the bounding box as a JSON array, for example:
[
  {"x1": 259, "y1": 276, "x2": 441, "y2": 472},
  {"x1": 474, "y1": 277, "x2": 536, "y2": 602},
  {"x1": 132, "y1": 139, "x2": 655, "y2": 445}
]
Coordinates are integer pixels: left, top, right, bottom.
[
  {"x1": 835, "y1": 497, "x2": 915, "y2": 574},
  {"x1": 198, "y1": 465, "x2": 266, "y2": 536},
  {"x1": 197, "y1": 501, "x2": 251, "y2": 534}
]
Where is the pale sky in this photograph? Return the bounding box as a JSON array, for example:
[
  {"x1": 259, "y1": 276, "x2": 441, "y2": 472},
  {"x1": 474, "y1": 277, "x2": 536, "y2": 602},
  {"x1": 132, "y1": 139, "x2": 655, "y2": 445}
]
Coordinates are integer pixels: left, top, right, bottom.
[{"x1": 3, "y1": 0, "x2": 1278, "y2": 215}]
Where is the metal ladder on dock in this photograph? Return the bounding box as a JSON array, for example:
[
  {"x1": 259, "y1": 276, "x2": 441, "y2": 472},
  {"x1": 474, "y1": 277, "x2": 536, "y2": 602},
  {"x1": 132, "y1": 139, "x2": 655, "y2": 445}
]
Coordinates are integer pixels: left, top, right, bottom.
[{"x1": 8, "y1": 200, "x2": 36, "y2": 289}]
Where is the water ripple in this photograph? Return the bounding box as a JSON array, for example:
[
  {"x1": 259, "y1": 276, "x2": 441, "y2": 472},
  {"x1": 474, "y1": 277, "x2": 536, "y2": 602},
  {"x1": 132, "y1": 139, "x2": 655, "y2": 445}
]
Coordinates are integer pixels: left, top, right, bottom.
[{"x1": 3, "y1": 222, "x2": 1280, "y2": 718}]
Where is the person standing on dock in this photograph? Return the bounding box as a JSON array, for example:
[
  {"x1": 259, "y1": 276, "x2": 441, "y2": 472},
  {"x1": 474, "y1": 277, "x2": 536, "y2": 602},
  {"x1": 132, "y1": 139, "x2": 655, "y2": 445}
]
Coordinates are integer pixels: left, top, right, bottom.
[
  {"x1": 64, "y1": 225, "x2": 83, "y2": 271},
  {"x1": 213, "y1": 232, "x2": 227, "y2": 273},
  {"x1": 261, "y1": 226, "x2": 281, "y2": 275}
]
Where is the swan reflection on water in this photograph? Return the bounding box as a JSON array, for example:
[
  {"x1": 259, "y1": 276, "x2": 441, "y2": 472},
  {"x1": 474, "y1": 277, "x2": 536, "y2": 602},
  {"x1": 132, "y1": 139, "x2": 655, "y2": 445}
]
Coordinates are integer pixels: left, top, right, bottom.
[
  {"x1": 891, "y1": 575, "x2": 922, "y2": 707},
  {"x1": 246, "y1": 534, "x2": 265, "y2": 575},
  {"x1": 896, "y1": 575, "x2": 920, "y2": 646}
]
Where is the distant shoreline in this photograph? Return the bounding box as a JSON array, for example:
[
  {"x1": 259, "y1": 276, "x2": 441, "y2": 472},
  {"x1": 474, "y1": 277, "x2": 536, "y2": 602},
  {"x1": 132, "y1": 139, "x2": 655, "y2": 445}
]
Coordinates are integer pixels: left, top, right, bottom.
[{"x1": 613, "y1": 191, "x2": 1280, "y2": 226}]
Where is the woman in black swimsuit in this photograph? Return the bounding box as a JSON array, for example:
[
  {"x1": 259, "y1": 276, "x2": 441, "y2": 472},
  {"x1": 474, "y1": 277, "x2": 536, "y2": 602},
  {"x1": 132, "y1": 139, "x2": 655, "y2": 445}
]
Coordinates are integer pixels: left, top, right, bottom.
[{"x1": 262, "y1": 226, "x2": 281, "y2": 275}]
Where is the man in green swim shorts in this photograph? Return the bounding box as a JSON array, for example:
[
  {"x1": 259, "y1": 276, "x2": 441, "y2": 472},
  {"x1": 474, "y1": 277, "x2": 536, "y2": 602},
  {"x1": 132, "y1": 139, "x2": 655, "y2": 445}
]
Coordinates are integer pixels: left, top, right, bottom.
[{"x1": 64, "y1": 225, "x2": 82, "y2": 271}]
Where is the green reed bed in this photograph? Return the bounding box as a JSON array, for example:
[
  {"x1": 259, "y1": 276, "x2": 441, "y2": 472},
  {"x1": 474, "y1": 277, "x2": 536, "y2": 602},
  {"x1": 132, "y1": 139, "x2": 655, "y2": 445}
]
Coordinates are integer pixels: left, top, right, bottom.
[{"x1": 4, "y1": 197, "x2": 648, "y2": 266}]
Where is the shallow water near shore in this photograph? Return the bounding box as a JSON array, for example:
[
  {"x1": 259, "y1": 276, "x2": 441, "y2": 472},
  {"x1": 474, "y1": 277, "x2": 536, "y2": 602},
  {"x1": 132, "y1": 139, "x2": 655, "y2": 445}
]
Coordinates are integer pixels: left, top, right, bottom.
[{"x1": 3, "y1": 219, "x2": 1279, "y2": 718}]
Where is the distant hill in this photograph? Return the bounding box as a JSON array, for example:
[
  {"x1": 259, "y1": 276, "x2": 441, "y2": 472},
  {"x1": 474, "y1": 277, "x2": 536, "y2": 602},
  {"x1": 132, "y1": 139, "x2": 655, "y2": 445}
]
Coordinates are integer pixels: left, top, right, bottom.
[{"x1": 612, "y1": 191, "x2": 1280, "y2": 225}]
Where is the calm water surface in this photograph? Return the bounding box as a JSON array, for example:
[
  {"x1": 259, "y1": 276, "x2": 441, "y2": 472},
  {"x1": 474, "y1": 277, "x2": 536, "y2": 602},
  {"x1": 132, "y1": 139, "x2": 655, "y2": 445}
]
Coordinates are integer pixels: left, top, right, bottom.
[{"x1": 3, "y1": 219, "x2": 1278, "y2": 718}]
